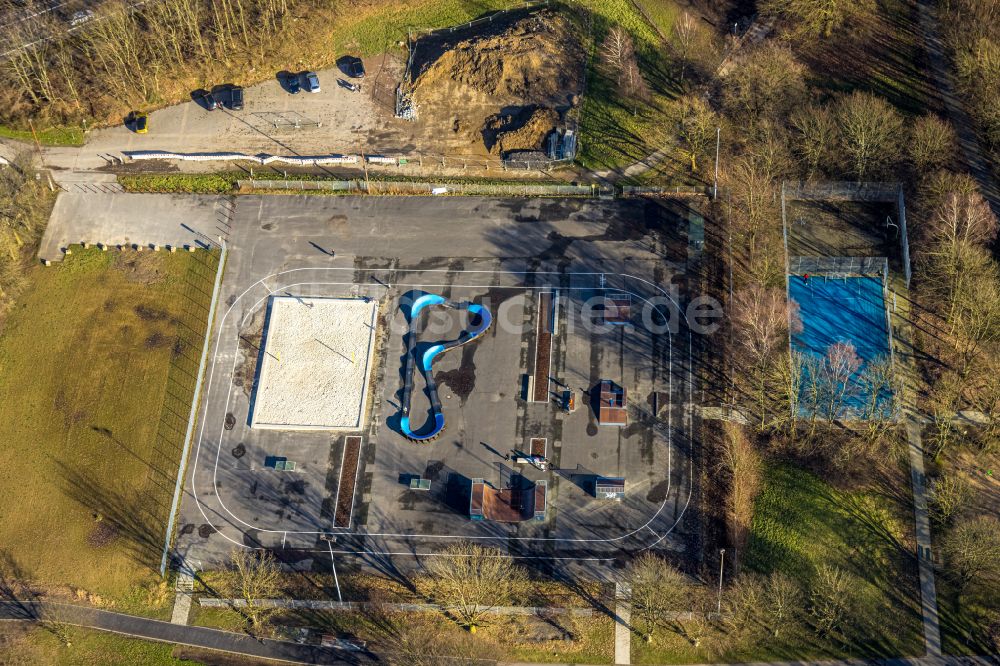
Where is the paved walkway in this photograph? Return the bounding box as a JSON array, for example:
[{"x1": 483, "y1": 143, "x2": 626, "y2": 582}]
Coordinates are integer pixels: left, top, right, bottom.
[
  {"x1": 169, "y1": 571, "x2": 194, "y2": 625},
  {"x1": 614, "y1": 583, "x2": 631, "y2": 665},
  {"x1": 905, "y1": 417, "x2": 943, "y2": 657},
  {"x1": 3, "y1": 599, "x2": 998, "y2": 666},
  {"x1": 916, "y1": 0, "x2": 999, "y2": 214},
  {"x1": 0, "y1": 600, "x2": 365, "y2": 664}
]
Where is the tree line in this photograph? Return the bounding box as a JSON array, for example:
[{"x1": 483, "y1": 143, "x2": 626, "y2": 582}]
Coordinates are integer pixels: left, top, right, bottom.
[{"x1": 1, "y1": 0, "x2": 294, "y2": 126}]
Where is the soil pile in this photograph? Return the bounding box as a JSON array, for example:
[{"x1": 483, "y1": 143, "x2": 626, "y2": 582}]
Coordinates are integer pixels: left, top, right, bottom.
[
  {"x1": 413, "y1": 10, "x2": 583, "y2": 103},
  {"x1": 483, "y1": 105, "x2": 559, "y2": 156},
  {"x1": 408, "y1": 8, "x2": 584, "y2": 156}
]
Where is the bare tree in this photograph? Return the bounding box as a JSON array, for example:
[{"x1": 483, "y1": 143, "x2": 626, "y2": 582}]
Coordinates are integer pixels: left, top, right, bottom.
[
  {"x1": 940, "y1": 516, "x2": 1000, "y2": 590},
  {"x1": 668, "y1": 11, "x2": 715, "y2": 86},
  {"x1": 969, "y1": 359, "x2": 1000, "y2": 453},
  {"x1": 221, "y1": 549, "x2": 282, "y2": 634},
  {"x1": 624, "y1": 553, "x2": 687, "y2": 642},
  {"x1": 790, "y1": 103, "x2": 838, "y2": 179},
  {"x1": 669, "y1": 11, "x2": 698, "y2": 85},
  {"x1": 730, "y1": 285, "x2": 800, "y2": 429},
  {"x1": 600, "y1": 25, "x2": 647, "y2": 114},
  {"x1": 726, "y1": 155, "x2": 782, "y2": 277},
  {"x1": 836, "y1": 91, "x2": 904, "y2": 179},
  {"x1": 425, "y1": 542, "x2": 528, "y2": 630},
  {"x1": 928, "y1": 190, "x2": 999, "y2": 251},
  {"x1": 675, "y1": 95, "x2": 717, "y2": 173},
  {"x1": 927, "y1": 370, "x2": 964, "y2": 461},
  {"x1": 601, "y1": 26, "x2": 635, "y2": 89},
  {"x1": 719, "y1": 422, "x2": 761, "y2": 555},
  {"x1": 801, "y1": 353, "x2": 825, "y2": 436},
  {"x1": 817, "y1": 341, "x2": 862, "y2": 423},
  {"x1": 929, "y1": 473, "x2": 971, "y2": 524},
  {"x1": 726, "y1": 572, "x2": 802, "y2": 639},
  {"x1": 721, "y1": 43, "x2": 806, "y2": 122},
  {"x1": 809, "y1": 564, "x2": 856, "y2": 638},
  {"x1": 857, "y1": 354, "x2": 898, "y2": 445},
  {"x1": 364, "y1": 596, "x2": 488, "y2": 666},
  {"x1": 761, "y1": 0, "x2": 875, "y2": 39},
  {"x1": 908, "y1": 115, "x2": 957, "y2": 174},
  {"x1": 762, "y1": 573, "x2": 802, "y2": 638},
  {"x1": 951, "y1": 268, "x2": 1000, "y2": 378}
]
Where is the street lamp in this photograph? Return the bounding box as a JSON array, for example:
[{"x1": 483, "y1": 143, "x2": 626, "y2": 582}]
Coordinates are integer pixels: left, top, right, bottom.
[{"x1": 717, "y1": 548, "x2": 726, "y2": 614}]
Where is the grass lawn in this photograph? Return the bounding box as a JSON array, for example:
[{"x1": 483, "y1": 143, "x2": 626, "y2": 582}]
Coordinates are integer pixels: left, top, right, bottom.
[
  {"x1": 190, "y1": 603, "x2": 614, "y2": 664},
  {"x1": 0, "y1": 124, "x2": 85, "y2": 147},
  {"x1": 118, "y1": 173, "x2": 242, "y2": 194},
  {"x1": 0, "y1": 248, "x2": 219, "y2": 606},
  {"x1": 574, "y1": 0, "x2": 680, "y2": 171},
  {"x1": 933, "y1": 447, "x2": 999, "y2": 655},
  {"x1": 743, "y1": 462, "x2": 922, "y2": 658},
  {"x1": 330, "y1": 0, "x2": 524, "y2": 55},
  {"x1": 632, "y1": 0, "x2": 678, "y2": 38},
  {"x1": 0, "y1": 623, "x2": 199, "y2": 666},
  {"x1": 634, "y1": 461, "x2": 922, "y2": 663}
]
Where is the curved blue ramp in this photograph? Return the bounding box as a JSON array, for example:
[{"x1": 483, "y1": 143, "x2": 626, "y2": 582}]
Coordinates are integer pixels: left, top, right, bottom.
[{"x1": 399, "y1": 297, "x2": 492, "y2": 441}]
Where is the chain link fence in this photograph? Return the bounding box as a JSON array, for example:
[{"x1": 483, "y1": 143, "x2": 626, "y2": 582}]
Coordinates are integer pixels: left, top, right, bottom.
[
  {"x1": 782, "y1": 181, "x2": 912, "y2": 288},
  {"x1": 622, "y1": 185, "x2": 710, "y2": 197},
  {"x1": 238, "y1": 178, "x2": 606, "y2": 197},
  {"x1": 788, "y1": 256, "x2": 889, "y2": 277},
  {"x1": 782, "y1": 181, "x2": 901, "y2": 202}
]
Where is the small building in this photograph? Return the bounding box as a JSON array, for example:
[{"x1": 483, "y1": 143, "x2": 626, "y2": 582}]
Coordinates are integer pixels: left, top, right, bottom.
[
  {"x1": 602, "y1": 293, "x2": 632, "y2": 325},
  {"x1": 470, "y1": 478, "x2": 485, "y2": 520},
  {"x1": 595, "y1": 477, "x2": 625, "y2": 500},
  {"x1": 533, "y1": 480, "x2": 548, "y2": 521},
  {"x1": 597, "y1": 380, "x2": 628, "y2": 426}
]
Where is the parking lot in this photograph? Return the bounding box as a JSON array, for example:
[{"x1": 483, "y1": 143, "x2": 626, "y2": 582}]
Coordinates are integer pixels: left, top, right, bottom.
[{"x1": 174, "y1": 195, "x2": 701, "y2": 575}]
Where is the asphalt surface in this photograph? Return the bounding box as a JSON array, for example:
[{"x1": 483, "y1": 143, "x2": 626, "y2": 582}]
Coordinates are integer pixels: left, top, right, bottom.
[
  {"x1": 0, "y1": 600, "x2": 368, "y2": 664},
  {"x1": 174, "y1": 195, "x2": 701, "y2": 578},
  {"x1": 38, "y1": 192, "x2": 232, "y2": 260}
]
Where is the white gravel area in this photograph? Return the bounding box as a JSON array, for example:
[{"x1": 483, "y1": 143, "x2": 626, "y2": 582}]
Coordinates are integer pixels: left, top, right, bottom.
[{"x1": 250, "y1": 296, "x2": 379, "y2": 430}]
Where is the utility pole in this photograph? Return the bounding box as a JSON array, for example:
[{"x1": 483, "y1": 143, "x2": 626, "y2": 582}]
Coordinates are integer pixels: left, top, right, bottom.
[
  {"x1": 717, "y1": 548, "x2": 726, "y2": 614},
  {"x1": 360, "y1": 146, "x2": 371, "y2": 194},
  {"x1": 713, "y1": 127, "x2": 720, "y2": 200}
]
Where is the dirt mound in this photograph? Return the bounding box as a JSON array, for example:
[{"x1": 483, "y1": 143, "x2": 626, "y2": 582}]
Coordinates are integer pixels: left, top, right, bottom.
[
  {"x1": 409, "y1": 8, "x2": 584, "y2": 156},
  {"x1": 483, "y1": 105, "x2": 559, "y2": 156}
]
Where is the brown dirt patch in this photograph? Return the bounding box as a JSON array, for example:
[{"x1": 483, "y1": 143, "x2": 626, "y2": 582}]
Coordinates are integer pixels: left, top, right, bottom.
[
  {"x1": 532, "y1": 292, "x2": 553, "y2": 403},
  {"x1": 86, "y1": 521, "x2": 119, "y2": 548},
  {"x1": 410, "y1": 8, "x2": 584, "y2": 157},
  {"x1": 144, "y1": 332, "x2": 168, "y2": 349},
  {"x1": 483, "y1": 105, "x2": 559, "y2": 157},
  {"x1": 114, "y1": 252, "x2": 169, "y2": 284},
  {"x1": 334, "y1": 436, "x2": 362, "y2": 528}
]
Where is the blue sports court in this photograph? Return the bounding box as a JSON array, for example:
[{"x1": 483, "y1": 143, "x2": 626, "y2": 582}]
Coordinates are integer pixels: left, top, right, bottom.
[{"x1": 789, "y1": 275, "x2": 893, "y2": 416}]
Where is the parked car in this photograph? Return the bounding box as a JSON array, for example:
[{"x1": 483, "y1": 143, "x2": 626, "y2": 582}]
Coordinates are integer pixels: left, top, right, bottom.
[
  {"x1": 126, "y1": 111, "x2": 148, "y2": 133},
  {"x1": 304, "y1": 71, "x2": 320, "y2": 93},
  {"x1": 349, "y1": 58, "x2": 365, "y2": 78},
  {"x1": 198, "y1": 90, "x2": 219, "y2": 110},
  {"x1": 227, "y1": 85, "x2": 244, "y2": 110},
  {"x1": 286, "y1": 73, "x2": 301, "y2": 94}
]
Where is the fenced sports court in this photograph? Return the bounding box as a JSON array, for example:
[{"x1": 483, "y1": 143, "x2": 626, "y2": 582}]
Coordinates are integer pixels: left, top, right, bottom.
[
  {"x1": 781, "y1": 182, "x2": 907, "y2": 420},
  {"x1": 787, "y1": 257, "x2": 895, "y2": 418}
]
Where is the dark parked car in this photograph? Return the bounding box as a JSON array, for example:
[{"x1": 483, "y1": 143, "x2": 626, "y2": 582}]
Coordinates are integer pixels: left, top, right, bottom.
[
  {"x1": 349, "y1": 58, "x2": 365, "y2": 78},
  {"x1": 286, "y1": 73, "x2": 300, "y2": 94},
  {"x1": 304, "y1": 71, "x2": 320, "y2": 93},
  {"x1": 228, "y1": 85, "x2": 244, "y2": 110},
  {"x1": 198, "y1": 90, "x2": 218, "y2": 110}
]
